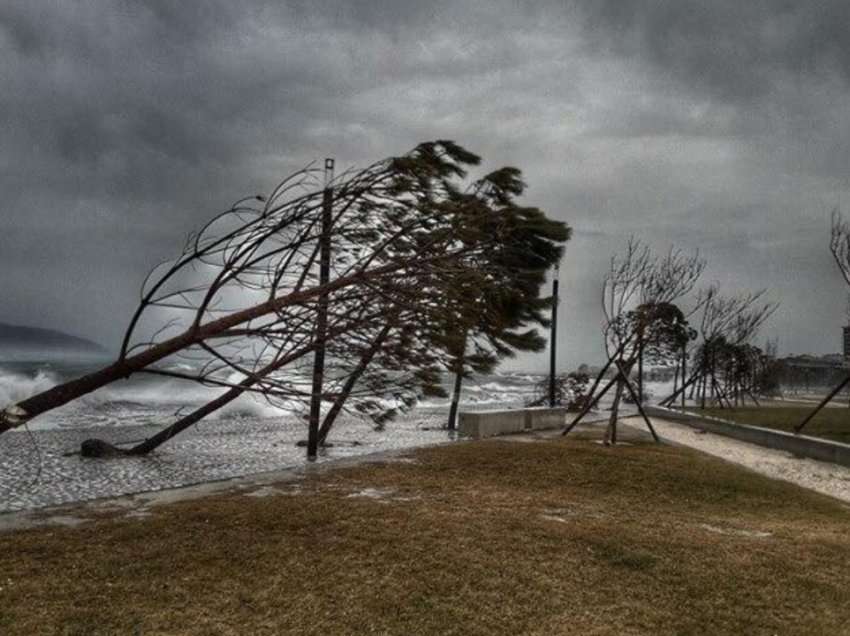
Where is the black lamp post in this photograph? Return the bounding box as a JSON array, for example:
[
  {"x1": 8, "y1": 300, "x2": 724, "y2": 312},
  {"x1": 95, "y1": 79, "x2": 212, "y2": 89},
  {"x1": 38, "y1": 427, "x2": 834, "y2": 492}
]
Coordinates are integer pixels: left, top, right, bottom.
[
  {"x1": 307, "y1": 158, "x2": 334, "y2": 461},
  {"x1": 548, "y1": 264, "x2": 559, "y2": 408}
]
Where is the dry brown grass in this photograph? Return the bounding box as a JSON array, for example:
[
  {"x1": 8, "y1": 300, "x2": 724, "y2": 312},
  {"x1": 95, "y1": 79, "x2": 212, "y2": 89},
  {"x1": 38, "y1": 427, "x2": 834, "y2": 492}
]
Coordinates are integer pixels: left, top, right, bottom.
[
  {"x1": 696, "y1": 406, "x2": 850, "y2": 444},
  {"x1": 2, "y1": 432, "x2": 850, "y2": 635}
]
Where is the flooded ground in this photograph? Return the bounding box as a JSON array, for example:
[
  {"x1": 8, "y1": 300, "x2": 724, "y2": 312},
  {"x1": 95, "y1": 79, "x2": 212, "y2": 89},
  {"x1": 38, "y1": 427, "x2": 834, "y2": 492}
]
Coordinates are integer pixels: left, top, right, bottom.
[{"x1": 0, "y1": 410, "x2": 459, "y2": 512}]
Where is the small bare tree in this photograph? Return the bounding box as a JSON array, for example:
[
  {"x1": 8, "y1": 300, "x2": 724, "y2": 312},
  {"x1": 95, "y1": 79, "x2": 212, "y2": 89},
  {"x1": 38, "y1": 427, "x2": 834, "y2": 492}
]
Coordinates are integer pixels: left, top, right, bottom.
[
  {"x1": 660, "y1": 286, "x2": 777, "y2": 409},
  {"x1": 831, "y1": 209, "x2": 850, "y2": 284},
  {"x1": 795, "y1": 209, "x2": 850, "y2": 431},
  {"x1": 564, "y1": 239, "x2": 704, "y2": 444}
]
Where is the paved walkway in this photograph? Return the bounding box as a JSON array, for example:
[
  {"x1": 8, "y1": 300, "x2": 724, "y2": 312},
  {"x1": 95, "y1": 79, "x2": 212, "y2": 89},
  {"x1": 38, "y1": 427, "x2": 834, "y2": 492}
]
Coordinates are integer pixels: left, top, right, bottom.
[
  {"x1": 0, "y1": 413, "x2": 453, "y2": 513},
  {"x1": 5, "y1": 413, "x2": 850, "y2": 533},
  {"x1": 626, "y1": 416, "x2": 850, "y2": 504}
]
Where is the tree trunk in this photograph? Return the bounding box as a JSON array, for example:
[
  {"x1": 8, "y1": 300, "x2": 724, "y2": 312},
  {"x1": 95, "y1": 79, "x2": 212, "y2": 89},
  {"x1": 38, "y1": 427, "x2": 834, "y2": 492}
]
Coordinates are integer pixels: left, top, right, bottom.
[
  {"x1": 447, "y1": 367, "x2": 464, "y2": 431},
  {"x1": 562, "y1": 372, "x2": 619, "y2": 436},
  {"x1": 88, "y1": 313, "x2": 380, "y2": 456},
  {"x1": 124, "y1": 339, "x2": 324, "y2": 455},
  {"x1": 447, "y1": 331, "x2": 468, "y2": 431},
  {"x1": 604, "y1": 376, "x2": 625, "y2": 445},
  {"x1": 316, "y1": 324, "x2": 392, "y2": 446},
  {"x1": 672, "y1": 358, "x2": 680, "y2": 401},
  {"x1": 614, "y1": 360, "x2": 660, "y2": 443},
  {"x1": 0, "y1": 260, "x2": 411, "y2": 435},
  {"x1": 127, "y1": 379, "x2": 260, "y2": 455}
]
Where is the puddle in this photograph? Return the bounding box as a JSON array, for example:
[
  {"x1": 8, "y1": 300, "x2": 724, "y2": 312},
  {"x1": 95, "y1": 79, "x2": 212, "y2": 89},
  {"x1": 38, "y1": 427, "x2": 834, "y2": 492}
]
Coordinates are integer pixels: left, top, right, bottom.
[
  {"x1": 44, "y1": 515, "x2": 87, "y2": 527},
  {"x1": 346, "y1": 488, "x2": 396, "y2": 500},
  {"x1": 699, "y1": 523, "x2": 772, "y2": 538},
  {"x1": 244, "y1": 486, "x2": 285, "y2": 498},
  {"x1": 345, "y1": 488, "x2": 421, "y2": 503},
  {"x1": 124, "y1": 509, "x2": 153, "y2": 519}
]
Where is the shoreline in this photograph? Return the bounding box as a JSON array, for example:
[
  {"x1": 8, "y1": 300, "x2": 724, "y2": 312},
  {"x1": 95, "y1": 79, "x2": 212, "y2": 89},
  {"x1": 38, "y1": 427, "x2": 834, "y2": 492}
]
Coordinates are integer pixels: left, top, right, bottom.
[{"x1": 0, "y1": 411, "x2": 458, "y2": 513}]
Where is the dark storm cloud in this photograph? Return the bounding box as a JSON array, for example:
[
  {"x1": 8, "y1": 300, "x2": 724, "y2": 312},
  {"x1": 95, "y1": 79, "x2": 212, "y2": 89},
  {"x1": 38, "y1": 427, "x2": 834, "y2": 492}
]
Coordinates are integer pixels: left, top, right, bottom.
[
  {"x1": 1, "y1": 1, "x2": 848, "y2": 366},
  {"x1": 0, "y1": 0, "x2": 553, "y2": 345},
  {"x1": 577, "y1": 1, "x2": 850, "y2": 102},
  {"x1": 571, "y1": 1, "x2": 850, "y2": 186}
]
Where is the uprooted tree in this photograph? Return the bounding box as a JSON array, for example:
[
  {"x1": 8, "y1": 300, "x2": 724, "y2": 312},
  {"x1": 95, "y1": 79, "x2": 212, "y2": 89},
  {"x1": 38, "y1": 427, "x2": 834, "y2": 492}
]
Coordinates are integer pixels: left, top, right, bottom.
[{"x1": 0, "y1": 141, "x2": 570, "y2": 458}]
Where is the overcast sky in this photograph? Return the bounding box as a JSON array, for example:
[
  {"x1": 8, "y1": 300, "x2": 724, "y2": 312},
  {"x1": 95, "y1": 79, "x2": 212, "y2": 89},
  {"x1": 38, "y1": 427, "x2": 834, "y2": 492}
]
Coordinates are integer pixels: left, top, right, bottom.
[{"x1": 2, "y1": 1, "x2": 849, "y2": 370}]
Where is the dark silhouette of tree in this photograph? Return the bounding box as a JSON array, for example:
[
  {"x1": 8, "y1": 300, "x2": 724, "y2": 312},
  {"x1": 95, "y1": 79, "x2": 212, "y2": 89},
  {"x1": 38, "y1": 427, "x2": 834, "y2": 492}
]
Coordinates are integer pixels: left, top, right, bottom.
[
  {"x1": 794, "y1": 209, "x2": 850, "y2": 431},
  {"x1": 660, "y1": 287, "x2": 777, "y2": 409},
  {"x1": 528, "y1": 371, "x2": 589, "y2": 410},
  {"x1": 441, "y1": 168, "x2": 570, "y2": 429},
  {"x1": 0, "y1": 141, "x2": 569, "y2": 462},
  {"x1": 566, "y1": 240, "x2": 704, "y2": 444}
]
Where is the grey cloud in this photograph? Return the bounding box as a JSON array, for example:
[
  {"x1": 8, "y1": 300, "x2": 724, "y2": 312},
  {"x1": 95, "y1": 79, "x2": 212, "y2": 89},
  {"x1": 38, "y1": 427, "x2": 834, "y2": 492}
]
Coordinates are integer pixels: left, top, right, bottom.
[
  {"x1": 576, "y1": 1, "x2": 850, "y2": 102},
  {"x1": 1, "y1": 0, "x2": 849, "y2": 367}
]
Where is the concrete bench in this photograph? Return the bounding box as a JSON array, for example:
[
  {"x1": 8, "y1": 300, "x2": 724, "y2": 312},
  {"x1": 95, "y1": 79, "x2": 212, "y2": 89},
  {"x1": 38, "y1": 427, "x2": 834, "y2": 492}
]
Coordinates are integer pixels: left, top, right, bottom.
[
  {"x1": 526, "y1": 407, "x2": 568, "y2": 432},
  {"x1": 458, "y1": 407, "x2": 567, "y2": 439}
]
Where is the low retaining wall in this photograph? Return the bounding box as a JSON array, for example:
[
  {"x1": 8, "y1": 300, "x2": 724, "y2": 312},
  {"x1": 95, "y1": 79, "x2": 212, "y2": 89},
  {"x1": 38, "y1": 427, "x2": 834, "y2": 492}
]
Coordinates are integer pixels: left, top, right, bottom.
[
  {"x1": 645, "y1": 405, "x2": 850, "y2": 468},
  {"x1": 458, "y1": 408, "x2": 567, "y2": 440}
]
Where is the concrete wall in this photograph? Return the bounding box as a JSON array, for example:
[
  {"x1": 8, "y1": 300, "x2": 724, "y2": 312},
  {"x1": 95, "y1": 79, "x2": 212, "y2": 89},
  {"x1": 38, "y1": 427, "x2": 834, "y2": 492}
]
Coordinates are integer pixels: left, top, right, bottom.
[
  {"x1": 646, "y1": 405, "x2": 850, "y2": 468},
  {"x1": 527, "y1": 408, "x2": 568, "y2": 431},
  {"x1": 458, "y1": 408, "x2": 567, "y2": 440}
]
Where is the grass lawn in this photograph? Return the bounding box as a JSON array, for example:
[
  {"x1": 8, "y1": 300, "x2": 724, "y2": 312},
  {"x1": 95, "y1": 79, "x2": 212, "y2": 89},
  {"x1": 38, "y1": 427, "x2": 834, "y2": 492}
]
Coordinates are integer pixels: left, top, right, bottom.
[
  {"x1": 696, "y1": 406, "x2": 850, "y2": 444},
  {"x1": 2, "y1": 432, "x2": 850, "y2": 635}
]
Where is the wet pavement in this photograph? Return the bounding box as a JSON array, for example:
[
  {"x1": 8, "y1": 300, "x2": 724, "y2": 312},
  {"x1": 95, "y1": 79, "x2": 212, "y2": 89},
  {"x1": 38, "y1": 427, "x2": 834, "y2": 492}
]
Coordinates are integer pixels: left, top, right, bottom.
[{"x1": 0, "y1": 411, "x2": 454, "y2": 513}]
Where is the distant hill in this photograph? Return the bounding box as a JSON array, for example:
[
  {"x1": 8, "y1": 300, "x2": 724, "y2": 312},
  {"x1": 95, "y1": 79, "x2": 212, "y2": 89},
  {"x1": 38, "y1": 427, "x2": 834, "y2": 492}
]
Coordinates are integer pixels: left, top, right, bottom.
[{"x1": 0, "y1": 322, "x2": 107, "y2": 357}]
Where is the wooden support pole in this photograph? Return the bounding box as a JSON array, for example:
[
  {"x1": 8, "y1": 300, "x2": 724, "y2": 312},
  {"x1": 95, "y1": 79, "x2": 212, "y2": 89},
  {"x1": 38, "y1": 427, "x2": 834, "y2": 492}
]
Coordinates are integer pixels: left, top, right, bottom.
[
  {"x1": 661, "y1": 366, "x2": 702, "y2": 407},
  {"x1": 562, "y1": 372, "x2": 618, "y2": 436},
  {"x1": 614, "y1": 360, "x2": 660, "y2": 443},
  {"x1": 795, "y1": 374, "x2": 850, "y2": 433},
  {"x1": 584, "y1": 337, "x2": 633, "y2": 407}
]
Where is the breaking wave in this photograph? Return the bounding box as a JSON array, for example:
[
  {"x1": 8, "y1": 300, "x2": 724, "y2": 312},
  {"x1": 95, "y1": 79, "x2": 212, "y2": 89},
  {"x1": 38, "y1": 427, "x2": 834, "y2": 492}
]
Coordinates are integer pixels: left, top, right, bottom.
[
  {"x1": 0, "y1": 361, "x2": 293, "y2": 430},
  {"x1": 0, "y1": 360, "x2": 546, "y2": 431},
  {"x1": 0, "y1": 366, "x2": 59, "y2": 407}
]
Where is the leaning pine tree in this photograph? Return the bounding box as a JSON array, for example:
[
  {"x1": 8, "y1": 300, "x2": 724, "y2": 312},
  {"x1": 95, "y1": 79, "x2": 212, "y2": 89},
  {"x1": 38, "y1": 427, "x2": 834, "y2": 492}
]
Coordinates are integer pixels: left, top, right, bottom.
[
  {"x1": 441, "y1": 167, "x2": 570, "y2": 430},
  {"x1": 0, "y1": 141, "x2": 569, "y2": 459}
]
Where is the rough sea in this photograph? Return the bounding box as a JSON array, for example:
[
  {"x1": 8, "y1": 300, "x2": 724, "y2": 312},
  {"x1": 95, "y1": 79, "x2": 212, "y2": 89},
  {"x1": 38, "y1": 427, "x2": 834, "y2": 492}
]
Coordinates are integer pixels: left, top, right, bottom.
[{"x1": 0, "y1": 356, "x2": 548, "y2": 512}]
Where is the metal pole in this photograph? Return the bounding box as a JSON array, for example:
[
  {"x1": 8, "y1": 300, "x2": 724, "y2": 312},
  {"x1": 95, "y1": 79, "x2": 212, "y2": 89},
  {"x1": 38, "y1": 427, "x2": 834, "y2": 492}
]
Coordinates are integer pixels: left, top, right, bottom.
[
  {"x1": 307, "y1": 158, "x2": 334, "y2": 461},
  {"x1": 637, "y1": 333, "x2": 644, "y2": 404},
  {"x1": 548, "y1": 265, "x2": 559, "y2": 407}
]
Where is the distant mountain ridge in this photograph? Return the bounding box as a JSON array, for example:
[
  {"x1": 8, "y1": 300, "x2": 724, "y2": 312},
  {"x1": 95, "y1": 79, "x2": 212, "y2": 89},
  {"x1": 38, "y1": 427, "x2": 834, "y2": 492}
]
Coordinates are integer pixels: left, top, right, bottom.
[{"x1": 0, "y1": 322, "x2": 106, "y2": 354}]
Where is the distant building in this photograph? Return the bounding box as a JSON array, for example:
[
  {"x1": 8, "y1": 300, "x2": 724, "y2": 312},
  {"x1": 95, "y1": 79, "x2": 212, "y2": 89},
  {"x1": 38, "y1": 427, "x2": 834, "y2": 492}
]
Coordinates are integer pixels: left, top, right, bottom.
[
  {"x1": 779, "y1": 353, "x2": 848, "y2": 392},
  {"x1": 844, "y1": 326, "x2": 850, "y2": 359}
]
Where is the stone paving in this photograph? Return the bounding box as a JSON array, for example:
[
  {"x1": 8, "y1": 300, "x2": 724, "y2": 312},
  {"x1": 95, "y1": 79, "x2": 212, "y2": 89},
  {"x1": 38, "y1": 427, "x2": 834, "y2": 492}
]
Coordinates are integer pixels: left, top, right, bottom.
[
  {"x1": 624, "y1": 416, "x2": 850, "y2": 504},
  {"x1": 0, "y1": 411, "x2": 454, "y2": 513}
]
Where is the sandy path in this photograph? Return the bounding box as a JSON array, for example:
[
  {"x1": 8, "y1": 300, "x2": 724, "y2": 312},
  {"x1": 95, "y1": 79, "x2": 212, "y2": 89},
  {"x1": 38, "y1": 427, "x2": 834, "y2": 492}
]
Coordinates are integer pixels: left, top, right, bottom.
[{"x1": 626, "y1": 417, "x2": 850, "y2": 504}]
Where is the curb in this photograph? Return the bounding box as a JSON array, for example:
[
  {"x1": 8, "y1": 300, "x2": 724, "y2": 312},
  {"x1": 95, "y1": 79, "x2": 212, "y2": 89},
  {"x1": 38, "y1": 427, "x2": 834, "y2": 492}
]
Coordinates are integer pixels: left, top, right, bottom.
[{"x1": 645, "y1": 405, "x2": 850, "y2": 468}]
